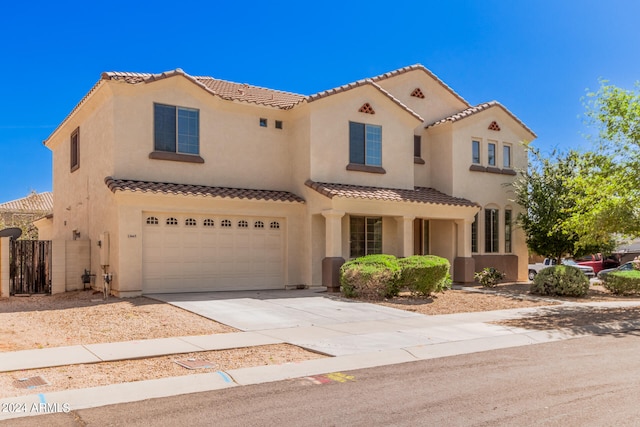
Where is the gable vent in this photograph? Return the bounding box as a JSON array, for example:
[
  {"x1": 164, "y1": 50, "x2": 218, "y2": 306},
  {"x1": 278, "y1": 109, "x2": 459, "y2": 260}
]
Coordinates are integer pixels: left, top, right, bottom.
[
  {"x1": 410, "y1": 88, "x2": 425, "y2": 99},
  {"x1": 359, "y1": 103, "x2": 375, "y2": 114},
  {"x1": 488, "y1": 121, "x2": 501, "y2": 131}
]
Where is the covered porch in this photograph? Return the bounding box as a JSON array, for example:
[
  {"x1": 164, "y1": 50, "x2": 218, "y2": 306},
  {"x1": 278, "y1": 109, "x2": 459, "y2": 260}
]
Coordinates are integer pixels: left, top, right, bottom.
[{"x1": 304, "y1": 181, "x2": 480, "y2": 290}]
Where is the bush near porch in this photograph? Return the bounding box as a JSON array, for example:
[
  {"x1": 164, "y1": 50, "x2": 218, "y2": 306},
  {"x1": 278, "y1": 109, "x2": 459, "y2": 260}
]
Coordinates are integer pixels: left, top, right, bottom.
[
  {"x1": 339, "y1": 254, "x2": 451, "y2": 300},
  {"x1": 602, "y1": 270, "x2": 640, "y2": 295}
]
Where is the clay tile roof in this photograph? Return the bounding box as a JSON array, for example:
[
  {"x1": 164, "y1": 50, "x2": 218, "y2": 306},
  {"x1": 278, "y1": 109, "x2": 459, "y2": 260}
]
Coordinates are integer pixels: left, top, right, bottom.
[
  {"x1": 307, "y1": 79, "x2": 423, "y2": 122},
  {"x1": 425, "y1": 101, "x2": 537, "y2": 138},
  {"x1": 304, "y1": 180, "x2": 478, "y2": 208},
  {"x1": 0, "y1": 192, "x2": 53, "y2": 213},
  {"x1": 105, "y1": 177, "x2": 305, "y2": 203},
  {"x1": 102, "y1": 70, "x2": 305, "y2": 110}
]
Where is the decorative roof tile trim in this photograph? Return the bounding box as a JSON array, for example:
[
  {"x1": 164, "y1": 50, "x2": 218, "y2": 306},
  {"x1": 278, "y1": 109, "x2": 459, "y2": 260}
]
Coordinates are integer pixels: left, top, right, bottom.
[
  {"x1": 304, "y1": 180, "x2": 478, "y2": 208},
  {"x1": 368, "y1": 64, "x2": 471, "y2": 108},
  {"x1": 105, "y1": 177, "x2": 305, "y2": 204},
  {"x1": 425, "y1": 101, "x2": 537, "y2": 138},
  {"x1": 307, "y1": 80, "x2": 423, "y2": 122},
  {"x1": 0, "y1": 192, "x2": 54, "y2": 213}
]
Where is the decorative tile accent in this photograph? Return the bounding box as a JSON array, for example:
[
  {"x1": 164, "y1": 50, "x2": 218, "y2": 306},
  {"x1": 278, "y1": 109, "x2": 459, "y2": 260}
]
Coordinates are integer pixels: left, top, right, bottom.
[
  {"x1": 411, "y1": 88, "x2": 425, "y2": 98},
  {"x1": 488, "y1": 121, "x2": 501, "y2": 131},
  {"x1": 358, "y1": 103, "x2": 375, "y2": 114}
]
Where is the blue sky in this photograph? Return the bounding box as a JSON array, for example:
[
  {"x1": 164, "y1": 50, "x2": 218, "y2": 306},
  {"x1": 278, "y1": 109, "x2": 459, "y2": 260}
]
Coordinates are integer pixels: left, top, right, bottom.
[{"x1": 1, "y1": 0, "x2": 639, "y2": 202}]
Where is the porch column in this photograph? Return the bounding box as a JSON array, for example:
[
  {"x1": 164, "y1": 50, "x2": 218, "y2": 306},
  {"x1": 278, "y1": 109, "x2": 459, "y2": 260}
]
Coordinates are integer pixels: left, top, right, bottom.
[
  {"x1": 321, "y1": 210, "x2": 345, "y2": 291},
  {"x1": 454, "y1": 219, "x2": 475, "y2": 283},
  {"x1": 395, "y1": 216, "x2": 415, "y2": 257}
]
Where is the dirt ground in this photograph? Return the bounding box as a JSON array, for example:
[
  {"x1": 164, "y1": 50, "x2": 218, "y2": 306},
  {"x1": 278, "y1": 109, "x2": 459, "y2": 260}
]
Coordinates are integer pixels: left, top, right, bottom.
[{"x1": 1, "y1": 283, "x2": 638, "y2": 398}]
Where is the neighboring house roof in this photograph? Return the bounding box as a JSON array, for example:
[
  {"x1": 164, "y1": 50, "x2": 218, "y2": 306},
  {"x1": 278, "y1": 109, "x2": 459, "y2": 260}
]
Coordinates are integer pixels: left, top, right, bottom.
[
  {"x1": 304, "y1": 180, "x2": 478, "y2": 208},
  {"x1": 425, "y1": 101, "x2": 537, "y2": 138},
  {"x1": 105, "y1": 177, "x2": 305, "y2": 204},
  {"x1": 368, "y1": 64, "x2": 471, "y2": 108},
  {"x1": 0, "y1": 192, "x2": 53, "y2": 213},
  {"x1": 307, "y1": 79, "x2": 424, "y2": 122}
]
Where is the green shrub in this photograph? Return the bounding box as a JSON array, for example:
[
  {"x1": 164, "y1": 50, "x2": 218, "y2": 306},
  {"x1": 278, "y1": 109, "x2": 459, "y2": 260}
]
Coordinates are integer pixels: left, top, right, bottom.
[
  {"x1": 603, "y1": 270, "x2": 640, "y2": 295},
  {"x1": 340, "y1": 254, "x2": 401, "y2": 299},
  {"x1": 397, "y1": 255, "x2": 451, "y2": 296},
  {"x1": 530, "y1": 265, "x2": 589, "y2": 297},
  {"x1": 474, "y1": 267, "x2": 506, "y2": 288}
]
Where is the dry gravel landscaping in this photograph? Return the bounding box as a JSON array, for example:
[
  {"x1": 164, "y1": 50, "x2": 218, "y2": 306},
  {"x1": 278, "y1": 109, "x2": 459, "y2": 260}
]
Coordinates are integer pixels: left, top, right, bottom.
[{"x1": 1, "y1": 283, "x2": 639, "y2": 399}]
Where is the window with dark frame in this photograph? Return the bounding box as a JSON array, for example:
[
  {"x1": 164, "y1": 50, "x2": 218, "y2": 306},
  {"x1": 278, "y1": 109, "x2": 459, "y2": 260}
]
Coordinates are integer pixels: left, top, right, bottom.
[
  {"x1": 471, "y1": 213, "x2": 478, "y2": 253},
  {"x1": 349, "y1": 122, "x2": 382, "y2": 166},
  {"x1": 154, "y1": 103, "x2": 199, "y2": 155},
  {"x1": 505, "y1": 209, "x2": 512, "y2": 253},
  {"x1": 503, "y1": 145, "x2": 512, "y2": 168},
  {"x1": 414, "y1": 135, "x2": 422, "y2": 158},
  {"x1": 488, "y1": 142, "x2": 496, "y2": 166},
  {"x1": 259, "y1": 118, "x2": 267, "y2": 127},
  {"x1": 485, "y1": 209, "x2": 499, "y2": 253},
  {"x1": 70, "y1": 127, "x2": 80, "y2": 172},
  {"x1": 350, "y1": 216, "x2": 382, "y2": 258},
  {"x1": 472, "y1": 140, "x2": 480, "y2": 164},
  {"x1": 275, "y1": 120, "x2": 283, "y2": 129}
]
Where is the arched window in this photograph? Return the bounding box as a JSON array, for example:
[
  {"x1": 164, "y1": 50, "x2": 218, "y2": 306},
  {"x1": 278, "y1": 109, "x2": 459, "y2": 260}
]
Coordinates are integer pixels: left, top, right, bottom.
[
  {"x1": 166, "y1": 217, "x2": 178, "y2": 226},
  {"x1": 270, "y1": 221, "x2": 280, "y2": 230},
  {"x1": 185, "y1": 218, "x2": 197, "y2": 226},
  {"x1": 146, "y1": 216, "x2": 159, "y2": 225},
  {"x1": 203, "y1": 219, "x2": 215, "y2": 227}
]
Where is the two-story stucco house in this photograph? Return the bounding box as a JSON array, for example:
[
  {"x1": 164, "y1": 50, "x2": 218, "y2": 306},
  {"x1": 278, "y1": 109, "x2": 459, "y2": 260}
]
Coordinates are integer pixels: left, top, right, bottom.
[{"x1": 42, "y1": 64, "x2": 535, "y2": 296}]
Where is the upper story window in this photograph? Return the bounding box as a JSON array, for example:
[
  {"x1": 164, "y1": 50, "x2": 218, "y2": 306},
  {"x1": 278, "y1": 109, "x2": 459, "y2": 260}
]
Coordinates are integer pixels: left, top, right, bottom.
[
  {"x1": 487, "y1": 142, "x2": 496, "y2": 166},
  {"x1": 154, "y1": 103, "x2": 199, "y2": 155},
  {"x1": 503, "y1": 144, "x2": 512, "y2": 168},
  {"x1": 472, "y1": 140, "x2": 480, "y2": 164},
  {"x1": 349, "y1": 122, "x2": 382, "y2": 167},
  {"x1": 414, "y1": 135, "x2": 421, "y2": 158},
  {"x1": 259, "y1": 118, "x2": 267, "y2": 127},
  {"x1": 70, "y1": 127, "x2": 80, "y2": 172}
]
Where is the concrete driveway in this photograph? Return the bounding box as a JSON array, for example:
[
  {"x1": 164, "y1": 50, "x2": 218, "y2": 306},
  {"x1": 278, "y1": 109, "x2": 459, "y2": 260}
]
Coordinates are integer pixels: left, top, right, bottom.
[
  {"x1": 150, "y1": 289, "x2": 421, "y2": 331},
  {"x1": 149, "y1": 289, "x2": 531, "y2": 356}
]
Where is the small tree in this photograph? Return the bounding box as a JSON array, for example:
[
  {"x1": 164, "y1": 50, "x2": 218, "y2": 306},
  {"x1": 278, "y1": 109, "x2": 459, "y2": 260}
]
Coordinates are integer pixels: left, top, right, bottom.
[{"x1": 513, "y1": 147, "x2": 581, "y2": 263}]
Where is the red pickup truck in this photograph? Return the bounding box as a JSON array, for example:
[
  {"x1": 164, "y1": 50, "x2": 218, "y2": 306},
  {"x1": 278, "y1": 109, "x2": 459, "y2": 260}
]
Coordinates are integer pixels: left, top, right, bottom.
[{"x1": 575, "y1": 254, "x2": 620, "y2": 274}]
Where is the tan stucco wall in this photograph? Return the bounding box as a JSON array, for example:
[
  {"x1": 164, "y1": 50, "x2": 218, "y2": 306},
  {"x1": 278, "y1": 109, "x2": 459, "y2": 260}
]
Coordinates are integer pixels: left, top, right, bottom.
[
  {"x1": 446, "y1": 107, "x2": 533, "y2": 281},
  {"x1": 374, "y1": 69, "x2": 468, "y2": 125},
  {"x1": 425, "y1": 124, "x2": 454, "y2": 194},
  {"x1": 110, "y1": 77, "x2": 293, "y2": 192},
  {"x1": 307, "y1": 85, "x2": 421, "y2": 190}
]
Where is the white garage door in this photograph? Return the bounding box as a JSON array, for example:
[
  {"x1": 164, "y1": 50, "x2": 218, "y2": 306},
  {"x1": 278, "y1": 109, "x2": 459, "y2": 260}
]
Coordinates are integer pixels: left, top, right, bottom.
[{"x1": 142, "y1": 213, "x2": 284, "y2": 293}]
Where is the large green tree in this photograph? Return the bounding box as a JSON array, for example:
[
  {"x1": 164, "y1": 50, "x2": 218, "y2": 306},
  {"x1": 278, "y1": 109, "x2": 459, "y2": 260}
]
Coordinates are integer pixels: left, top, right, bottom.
[{"x1": 568, "y1": 81, "x2": 640, "y2": 245}]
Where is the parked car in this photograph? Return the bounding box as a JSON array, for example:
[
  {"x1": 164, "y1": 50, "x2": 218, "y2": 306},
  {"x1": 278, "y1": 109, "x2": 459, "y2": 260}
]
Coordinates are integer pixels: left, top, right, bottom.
[
  {"x1": 597, "y1": 261, "x2": 635, "y2": 280},
  {"x1": 575, "y1": 254, "x2": 620, "y2": 274},
  {"x1": 528, "y1": 258, "x2": 596, "y2": 280}
]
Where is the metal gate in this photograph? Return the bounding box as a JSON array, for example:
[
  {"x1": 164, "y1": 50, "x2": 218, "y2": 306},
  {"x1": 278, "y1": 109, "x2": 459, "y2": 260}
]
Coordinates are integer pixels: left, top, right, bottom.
[{"x1": 10, "y1": 240, "x2": 52, "y2": 295}]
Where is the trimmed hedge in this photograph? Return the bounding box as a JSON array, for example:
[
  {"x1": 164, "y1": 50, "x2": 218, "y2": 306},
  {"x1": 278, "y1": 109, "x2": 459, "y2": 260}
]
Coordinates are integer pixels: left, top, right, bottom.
[
  {"x1": 398, "y1": 255, "x2": 451, "y2": 296},
  {"x1": 340, "y1": 254, "x2": 402, "y2": 299},
  {"x1": 340, "y1": 254, "x2": 451, "y2": 299},
  {"x1": 530, "y1": 265, "x2": 589, "y2": 297},
  {"x1": 603, "y1": 270, "x2": 640, "y2": 295}
]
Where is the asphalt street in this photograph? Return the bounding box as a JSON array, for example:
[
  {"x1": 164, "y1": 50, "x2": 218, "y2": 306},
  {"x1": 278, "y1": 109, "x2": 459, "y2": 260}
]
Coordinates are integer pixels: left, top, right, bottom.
[{"x1": 5, "y1": 331, "x2": 640, "y2": 426}]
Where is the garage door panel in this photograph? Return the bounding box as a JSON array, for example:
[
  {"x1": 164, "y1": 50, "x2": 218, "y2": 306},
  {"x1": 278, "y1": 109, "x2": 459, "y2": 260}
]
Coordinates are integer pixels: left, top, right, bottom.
[{"x1": 142, "y1": 214, "x2": 285, "y2": 293}]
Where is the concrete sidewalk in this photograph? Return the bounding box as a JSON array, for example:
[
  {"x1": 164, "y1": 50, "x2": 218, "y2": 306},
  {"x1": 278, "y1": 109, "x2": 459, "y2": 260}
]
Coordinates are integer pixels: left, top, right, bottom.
[{"x1": 2, "y1": 297, "x2": 640, "y2": 421}]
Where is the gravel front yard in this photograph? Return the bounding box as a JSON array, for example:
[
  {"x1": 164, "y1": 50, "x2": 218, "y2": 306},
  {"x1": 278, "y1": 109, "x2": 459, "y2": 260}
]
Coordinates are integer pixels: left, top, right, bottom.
[{"x1": 1, "y1": 283, "x2": 638, "y2": 398}]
